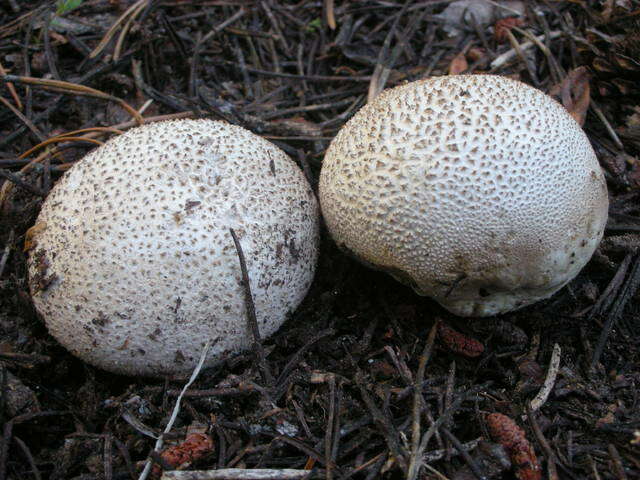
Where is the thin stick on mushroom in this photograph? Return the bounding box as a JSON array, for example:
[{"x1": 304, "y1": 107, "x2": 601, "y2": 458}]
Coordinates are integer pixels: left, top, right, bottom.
[{"x1": 230, "y1": 228, "x2": 275, "y2": 386}]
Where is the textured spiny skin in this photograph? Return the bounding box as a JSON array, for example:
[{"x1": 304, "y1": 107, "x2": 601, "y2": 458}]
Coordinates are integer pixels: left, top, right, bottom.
[
  {"x1": 319, "y1": 75, "x2": 608, "y2": 316},
  {"x1": 28, "y1": 119, "x2": 319, "y2": 377}
]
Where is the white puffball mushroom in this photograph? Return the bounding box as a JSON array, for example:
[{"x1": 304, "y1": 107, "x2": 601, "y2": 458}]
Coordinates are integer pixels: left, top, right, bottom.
[
  {"x1": 27, "y1": 119, "x2": 319, "y2": 377},
  {"x1": 319, "y1": 75, "x2": 608, "y2": 317}
]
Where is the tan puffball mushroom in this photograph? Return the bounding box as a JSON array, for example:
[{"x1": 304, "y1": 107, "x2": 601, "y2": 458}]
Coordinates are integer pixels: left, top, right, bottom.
[
  {"x1": 319, "y1": 75, "x2": 608, "y2": 317},
  {"x1": 27, "y1": 119, "x2": 319, "y2": 377}
]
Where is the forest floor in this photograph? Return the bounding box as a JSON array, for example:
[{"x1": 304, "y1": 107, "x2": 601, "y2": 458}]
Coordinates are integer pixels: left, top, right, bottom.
[{"x1": 1, "y1": 1, "x2": 640, "y2": 479}]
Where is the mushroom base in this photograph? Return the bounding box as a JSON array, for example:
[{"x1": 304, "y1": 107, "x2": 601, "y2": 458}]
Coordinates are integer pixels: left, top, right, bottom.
[{"x1": 433, "y1": 282, "x2": 569, "y2": 317}]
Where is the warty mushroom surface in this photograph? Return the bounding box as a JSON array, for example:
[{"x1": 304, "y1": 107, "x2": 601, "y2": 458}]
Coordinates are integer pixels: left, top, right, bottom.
[
  {"x1": 319, "y1": 74, "x2": 608, "y2": 317},
  {"x1": 27, "y1": 119, "x2": 320, "y2": 376}
]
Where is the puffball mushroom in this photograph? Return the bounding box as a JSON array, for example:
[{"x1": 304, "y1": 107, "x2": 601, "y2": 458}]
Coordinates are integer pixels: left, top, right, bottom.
[
  {"x1": 27, "y1": 119, "x2": 319, "y2": 377},
  {"x1": 319, "y1": 75, "x2": 608, "y2": 317}
]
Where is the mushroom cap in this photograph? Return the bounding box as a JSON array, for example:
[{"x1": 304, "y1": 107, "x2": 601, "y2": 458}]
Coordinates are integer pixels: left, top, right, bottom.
[
  {"x1": 319, "y1": 75, "x2": 608, "y2": 317},
  {"x1": 28, "y1": 119, "x2": 319, "y2": 376}
]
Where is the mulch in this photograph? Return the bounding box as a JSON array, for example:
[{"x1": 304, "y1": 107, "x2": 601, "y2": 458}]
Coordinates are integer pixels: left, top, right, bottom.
[{"x1": 1, "y1": 1, "x2": 640, "y2": 479}]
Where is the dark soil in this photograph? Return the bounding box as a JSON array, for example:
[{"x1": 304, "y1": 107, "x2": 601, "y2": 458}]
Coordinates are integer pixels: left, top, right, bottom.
[{"x1": 1, "y1": 1, "x2": 640, "y2": 479}]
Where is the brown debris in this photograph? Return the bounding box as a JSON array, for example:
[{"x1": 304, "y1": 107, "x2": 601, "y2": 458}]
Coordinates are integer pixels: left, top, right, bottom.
[
  {"x1": 549, "y1": 67, "x2": 591, "y2": 127},
  {"x1": 448, "y1": 51, "x2": 468, "y2": 75},
  {"x1": 486, "y1": 413, "x2": 541, "y2": 480},
  {"x1": 437, "y1": 319, "x2": 484, "y2": 358},
  {"x1": 494, "y1": 17, "x2": 526, "y2": 44},
  {"x1": 152, "y1": 426, "x2": 214, "y2": 479}
]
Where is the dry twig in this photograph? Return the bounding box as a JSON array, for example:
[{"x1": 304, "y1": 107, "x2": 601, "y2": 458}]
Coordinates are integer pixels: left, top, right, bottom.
[
  {"x1": 138, "y1": 341, "x2": 212, "y2": 480},
  {"x1": 529, "y1": 343, "x2": 561, "y2": 412},
  {"x1": 229, "y1": 228, "x2": 274, "y2": 386},
  {"x1": 0, "y1": 231, "x2": 14, "y2": 279},
  {"x1": 407, "y1": 324, "x2": 437, "y2": 480},
  {"x1": 162, "y1": 469, "x2": 323, "y2": 479},
  {"x1": 490, "y1": 31, "x2": 563, "y2": 70},
  {"x1": 0, "y1": 75, "x2": 143, "y2": 124}
]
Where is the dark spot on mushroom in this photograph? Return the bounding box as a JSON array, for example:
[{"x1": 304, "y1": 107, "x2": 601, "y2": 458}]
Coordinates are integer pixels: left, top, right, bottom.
[
  {"x1": 288, "y1": 238, "x2": 300, "y2": 263},
  {"x1": 92, "y1": 312, "x2": 110, "y2": 327},
  {"x1": 173, "y1": 297, "x2": 182, "y2": 314},
  {"x1": 185, "y1": 200, "x2": 201, "y2": 212},
  {"x1": 175, "y1": 350, "x2": 186, "y2": 363}
]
